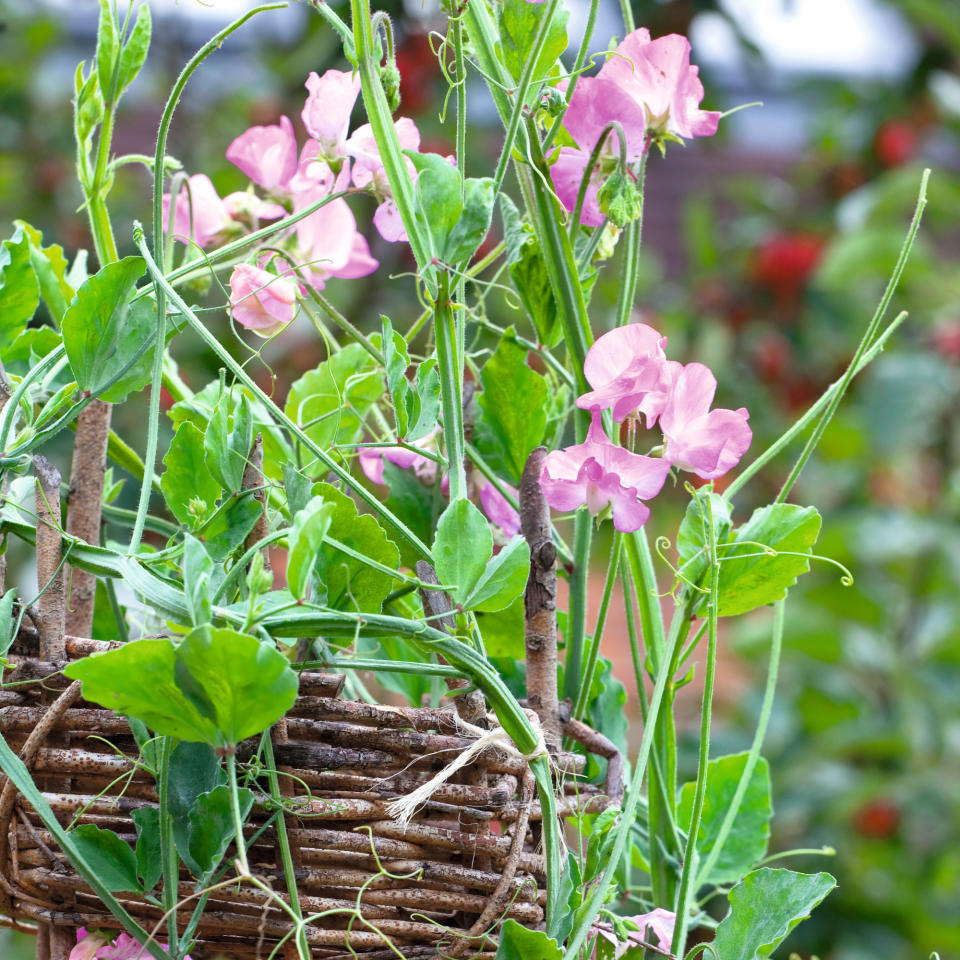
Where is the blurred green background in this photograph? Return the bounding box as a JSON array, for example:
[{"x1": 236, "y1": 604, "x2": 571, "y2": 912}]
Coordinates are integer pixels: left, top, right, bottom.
[{"x1": 2, "y1": 0, "x2": 959, "y2": 957}]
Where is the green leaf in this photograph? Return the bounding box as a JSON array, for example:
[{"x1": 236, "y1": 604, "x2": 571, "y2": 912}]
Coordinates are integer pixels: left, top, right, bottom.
[
  {"x1": 187, "y1": 783, "x2": 253, "y2": 876},
  {"x1": 285, "y1": 344, "x2": 382, "y2": 465},
  {"x1": 407, "y1": 152, "x2": 463, "y2": 261},
  {"x1": 64, "y1": 639, "x2": 220, "y2": 743},
  {"x1": 678, "y1": 752, "x2": 772, "y2": 886},
  {"x1": 677, "y1": 492, "x2": 733, "y2": 591},
  {"x1": 96, "y1": 0, "x2": 119, "y2": 98},
  {"x1": 183, "y1": 534, "x2": 215, "y2": 628},
  {"x1": 61, "y1": 256, "x2": 157, "y2": 403},
  {"x1": 0, "y1": 588, "x2": 18, "y2": 660},
  {"x1": 15, "y1": 220, "x2": 74, "y2": 324},
  {"x1": 713, "y1": 868, "x2": 837, "y2": 960},
  {"x1": 586, "y1": 657, "x2": 628, "y2": 757},
  {"x1": 162, "y1": 421, "x2": 222, "y2": 528},
  {"x1": 310, "y1": 482, "x2": 401, "y2": 612},
  {"x1": 380, "y1": 318, "x2": 440, "y2": 443},
  {"x1": 444, "y1": 177, "x2": 496, "y2": 266},
  {"x1": 432, "y1": 499, "x2": 493, "y2": 604},
  {"x1": 495, "y1": 919, "x2": 563, "y2": 960},
  {"x1": 74, "y1": 64, "x2": 105, "y2": 154},
  {"x1": 382, "y1": 461, "x2": 435, "y2": 568},
  {"x1": 286, "y1": 496, "x2": 335, "y2": 601},
  {"x1": 475, "y1": 596, "x2": 526, "y2": 659},
  {"x1": 717, "y1": 505, "x2": 822, "y2": 617},
  {"x1": 132, "y1": 807, "x2": 162, "y2": 892},
  {"x1": 0, "y1": 227, "x2": 39, "y2": 346},
  {"x1": 197, "y1": 493, "x2": 261, "y2": 563},
  {"x1": 115, "y1": 1, "x2": 151, "y2": 96},
  {"x1": 282, "y1": 462, "x2": 314, "y2": 518},
  {"x1": 382, "y1": 316, "x2": 411, "y2": 438},
  {"x1": 205, "y1": 390, "x2": 253, "y2": 494},
  {"x1": 499, "y1": 0, "x2": 569, "y2": 86},
  {"x1": 463, "y1": 536, "x2": 530, "y2": 613},
  {"x1": 173, "y1": 626, "x2": 299, "y2": 747},
  {"x1": 2, "y1": 327, "x2": 62, "y2": 371},
  {"x1": 70, "y1": 824, "x2": 141, "y2": 893},
  {"x1": 168, "y1": 742, "x2": 223, "y2": 875},
  {"x1": 476, "y1": 330, "x2": 548, "y2": 484}
]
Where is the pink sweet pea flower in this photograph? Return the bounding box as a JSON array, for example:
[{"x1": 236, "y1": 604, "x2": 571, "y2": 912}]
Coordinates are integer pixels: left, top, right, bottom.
[
  {"x1": 222, "y1": 191, "x2": 286, "y2": 222},
  {"x1": 660, "y1": 362, "x2": 752, "y2": 479},
  {"x1": 591, "y1": 908, "x2": 676, "y2": 958},
  {"x1": 540, "y1": 411, "x2": 670, "y2": 532},
  {"x1": 226, "y1": 115, "x2": 298, "y2": 193},
  {"x1": 346, "y1": 117, "x2": 421, "y2": 242},
  {"x1": 229, "y1": 263, "x2": 298, "y2": 337},
  {"x1": 293, "y1": 182, "x2": 378, "y2": 289},
  {"x1": 577, "y1": 323, "x2": 681, "y2": 425},
  {"x1": 70, "y1": 929, "x2": 110, "y2": 960},
  {"x1": 161, "y1": 174, "x2": 232, "y2": 249},
  {"x1": 476, "y1": 475, "x2": 521, "y2": 538},
  {"x1": 550, "y1": 77, "x2": 651, "y2": 226},
  {"x1": 359, "y1": 434, "x2": 439, "y2": 486},
  {"x1": 301, "y1": 69, "x2": 361, "y2": 160},
  {"x1": 599, "y1": 29, "x2": 720, "y2": 140}
]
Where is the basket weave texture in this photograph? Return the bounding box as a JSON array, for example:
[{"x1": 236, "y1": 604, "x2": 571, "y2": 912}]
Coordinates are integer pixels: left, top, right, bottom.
[{"x1": 0, "y1": 635, "x2": 617, "y2": 959}]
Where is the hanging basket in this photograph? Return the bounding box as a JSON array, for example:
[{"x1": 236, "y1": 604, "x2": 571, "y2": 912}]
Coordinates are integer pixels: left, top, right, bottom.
[{"x1": 0, "y1": 632, "x2": 622, "y2": 959}]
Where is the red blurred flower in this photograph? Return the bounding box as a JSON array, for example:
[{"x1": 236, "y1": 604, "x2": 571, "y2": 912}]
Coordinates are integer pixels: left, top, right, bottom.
[
  {"x1": 852, "y1": 798, "x2": 900, "y2": 839},
  {"x1": 395, "y1": 33, "x2": 438, "y2": 115},
  {"x1": 750, "y1": 232, "x2": 824, "y2": 305},
  {"x1": 873, "y1": 120, "x2": 918, "y2": 168},
  {"x1": 931, "y1": 319, "x2": 960, "y2": 363}
]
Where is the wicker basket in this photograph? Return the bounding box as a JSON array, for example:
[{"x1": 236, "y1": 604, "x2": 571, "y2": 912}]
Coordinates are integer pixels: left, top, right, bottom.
[{"x1": 0, "y1": 631, "x2": 621, "y2": 959}]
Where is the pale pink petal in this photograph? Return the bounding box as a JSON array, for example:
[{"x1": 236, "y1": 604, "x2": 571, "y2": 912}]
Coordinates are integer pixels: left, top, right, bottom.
[
  {"x1": 373, "y1": 198, "x2": 408, "y2": 242},
  {"x1": 564, "y1": 76, "x2": 649, "y2": 161},
  {"x1": 161, "y1": 174, "x2": 232, "y2": 249},
  {"x1": 359, "y1": 448, "x2": 386, "y2": 485},
  {"x1": 69, "y1": 930, "x2": 109, "y2": 960},
  {"x1": 222, "y1": 191, "x2": 285, "y2": 221},
  {"x1": 540, "y1": 411, "x2": 669, "y2": 532},
  {"x1": 549, "y1": 147, "x2": 604, "y2": 227},
  {"x1": 330, "y1": 232, "x2": 379, "y2": 280},
  {"x1": 229, "y1": 263, "x2": 297, "y2": 337},
  {"x1": 658, "y1": 362, "x2": 717, "y2": 437},
  {"x1": 302, "y1": 69, "x2": 361, "y2": 158},
  {"x1": 226, "y1": 116, "x2": 298, "y2": 192},
  {"x1": 598, "y1": 29, "x2": 720, "y2": 140},
  {"x1": 477, "y1": 477, "x2": 522, "y2": 537}
]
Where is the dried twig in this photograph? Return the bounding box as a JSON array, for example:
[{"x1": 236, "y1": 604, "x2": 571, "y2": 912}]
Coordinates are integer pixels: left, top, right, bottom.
[{"x1": 33, "y1": 457, "x2": 65, "y2": 661}]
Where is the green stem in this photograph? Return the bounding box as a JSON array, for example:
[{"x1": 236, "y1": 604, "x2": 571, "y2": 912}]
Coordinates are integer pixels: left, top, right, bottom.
[
  {"x1": 563, "y1": 601, "x2": 688, "y2": 958},
  {"x1": 774, "y1": 173, "x2": 928, "y2": 503},
  {"x1": 130, "y1": 2, "x2": 285, "y2": 555},
  {"x1": 134, "y1": 229, "x2": 431, "y2": 558},
  {"x1": 492, "y1": 0, "x2": 561, "y2": 195},
  {"x1": 261, "y1": 735, "x2": 308, "y2": 959},
  {"x1": 225, "y1": 749, "x2": 250, "y2": 875},
  {"x1": 672, "y1": 500, "x2": 721, "y2": 953},
  {"x1": 435, "y1": 272, "x2": 466, "y2": 500},
  {"x1": 624, "y1": 528, "x2": 666, "y2": 668},
  {"x1": 157, "y1": 737, "x2": 179, "y2": 953},
  {"x1": 564, "y1": 510, "x2": 593, "y2": 700},
  {"x1": 696, "y1": 599, "x2": 784, "y2": 884},
  {"x1": 615, "y1": 153, "x2": 649, "y2": 328},
  {"x1": 571, "y1": 531, "x2": 622, "y2": 720},
  {"x1": 349, "y1": 0, "x2": 429, "y2": 269}
]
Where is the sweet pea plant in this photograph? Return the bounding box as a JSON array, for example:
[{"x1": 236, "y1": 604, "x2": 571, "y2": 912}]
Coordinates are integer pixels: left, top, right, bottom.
[{"x1": 0, "y1": 1, "x2": 930, "y2": 959}]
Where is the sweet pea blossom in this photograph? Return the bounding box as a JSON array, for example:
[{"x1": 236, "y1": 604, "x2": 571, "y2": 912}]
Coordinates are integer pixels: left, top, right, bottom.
[
  {"x1": 540, "y1": 411, "x2": 670, "y2": 532},
  {"x1": 71, "y1": 928, "x2": 189, "y2": 960},
  {"x1": 229, "y1": 263, "x2": 298, "y2": 337},
  {"x1": 550, "y1": 28, "x2": 718, "y2": 223},
  {"x1": 476, "y1": 475, "x2": 522, "y2": 538},
  {"x1": 577, "y1": 323, "x2": 681, "y2": 424},
  {"x1": 223, "y1": 191, "x2": 286, "y2": 222},
  {"x1": 600, "y1": 29, "x2": 720, "y2": 140},
  {"x1": 346, "y1": 117, "x2": 421, "y2": 242},
  {"x1": 301, "y1": 69, "x2": 361, "y2": 160},
  {"x1": 161, "y1": 174, "x2": 232, "y2": 248},
  {"x1": 591, "y1": 908, "x2": 676, "y2": 958},
  {"x1": 660, "y1": 362, "x2": 752, "y2": 479},
  {"x1": 226, "y1": 115, "x2": 298, "y2": 193},
  {"x1": 293, "y1": 182, "x2": 379, "y2": 289}
]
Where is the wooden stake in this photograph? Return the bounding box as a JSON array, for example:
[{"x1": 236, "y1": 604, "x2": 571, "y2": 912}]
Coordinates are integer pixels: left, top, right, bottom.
[
  {"x1": 519, "y1": 447, "x2": 561, "y2": 749},
  {"x1": 33, "y1": 457, "x2": 65, "y2": 662}
]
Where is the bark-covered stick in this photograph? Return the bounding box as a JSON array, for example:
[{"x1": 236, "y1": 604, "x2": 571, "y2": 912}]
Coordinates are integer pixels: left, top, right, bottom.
[
  {"x1": 519, "y1": 446, "x2": 561, "y2": 749},
  {"x1": 33, "y1": 456, "x2": 65, "y2": 661},
  {"x1": 65, "y1": 399, "x2": 111, "y2": 637}
]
